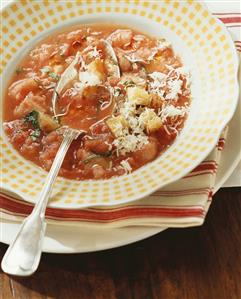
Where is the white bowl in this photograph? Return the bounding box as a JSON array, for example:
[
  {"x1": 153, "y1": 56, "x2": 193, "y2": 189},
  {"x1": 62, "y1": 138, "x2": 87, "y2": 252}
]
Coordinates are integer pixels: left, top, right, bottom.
[{"x1": 1, "y1": 0, "x2": 239, "y2": 208}]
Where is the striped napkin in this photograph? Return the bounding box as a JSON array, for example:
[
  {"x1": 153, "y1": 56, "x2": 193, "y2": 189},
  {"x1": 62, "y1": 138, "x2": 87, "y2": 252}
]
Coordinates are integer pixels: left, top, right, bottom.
[{"x1": 0, "y1": 5, "x2": 240, "y2": 228}]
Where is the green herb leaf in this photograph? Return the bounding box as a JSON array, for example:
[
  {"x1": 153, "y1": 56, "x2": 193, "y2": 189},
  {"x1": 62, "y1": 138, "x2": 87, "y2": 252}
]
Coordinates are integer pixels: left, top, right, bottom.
[
  {"x1": 49, "y1": 72, "x2": 60, "y2": 81},
  {"x1": 40, "y1": 67, "x2": 60, "y2": 81},
  {"x1": 30, "y1": 128, "x2": 41, "y2": 141},
  {"x1": 123, "y1": 80, "x2": 135, "y2": 86},
  {"x1": 114, "y1": 88, "x2": 121, "y2": 97},
  {"x1": 24, "y1": 110, "x2": 39, "y2": 129},
  {"x1": 40, "y1": 66, "x2": 51, "y2": 74},
  {"x1": 24, "y1": 110, "x2": 42, "y2": 140}
]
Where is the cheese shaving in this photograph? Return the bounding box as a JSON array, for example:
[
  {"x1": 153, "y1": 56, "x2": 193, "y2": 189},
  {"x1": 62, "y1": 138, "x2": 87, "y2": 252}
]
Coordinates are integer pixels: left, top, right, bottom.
[
  {"x1": 157, "y1": 39, "x2": 171, "y2": 51},
  {"x1": 148, "y1": 66, "x2": 190, "y2": 101},
  {"x1": 165, "y1": 79, "x2": 183, "y2": 100},
  {"x1": 112, "y1": 101, "x2": 149, "y2": 156},
  {"x1": 113, "y1": 131, "x2": 148, "y2": 156},
  {"x1": 120, "y1": 159, "x2": 132, "y2": 174},
  {"x1": 148, "y1": 72, "x2": 166, "y2": 97},
  {"x1": 87, "y1": 46, "x2": 101, "y2": 58},
  {"x1": 159, "y1": 105, "x2": 189, "y2": 122}
]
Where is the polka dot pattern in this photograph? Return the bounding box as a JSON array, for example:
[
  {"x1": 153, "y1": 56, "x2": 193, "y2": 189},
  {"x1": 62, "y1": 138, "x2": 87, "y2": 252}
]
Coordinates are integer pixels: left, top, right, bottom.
[{"x1": 0, "y1": 0, "x2": 238, "y2": 208}]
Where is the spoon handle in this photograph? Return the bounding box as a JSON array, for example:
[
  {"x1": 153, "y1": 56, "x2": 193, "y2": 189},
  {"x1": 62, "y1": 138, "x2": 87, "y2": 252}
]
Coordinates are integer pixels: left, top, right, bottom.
[{"x1": 1, "y1": 128, "x2": 80, "y2": 276}]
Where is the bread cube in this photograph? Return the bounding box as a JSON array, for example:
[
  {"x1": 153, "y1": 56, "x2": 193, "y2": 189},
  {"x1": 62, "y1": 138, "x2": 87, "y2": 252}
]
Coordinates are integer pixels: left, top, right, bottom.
[
  {"x1": 139, "y1": 109, "x2": 162, "y2": 133},
  {"x1": 127, "y1": 86, "x2": 151, "y2": 106},
  {"x1": 106, "y1": 115, "x2": 128, "y2": 137},
  {"x1": 150, "y1": 93, "x2": 165, "y2": 109},
  {"x1": 38, "y1": 112, "x2": 60, "y2": 132}
]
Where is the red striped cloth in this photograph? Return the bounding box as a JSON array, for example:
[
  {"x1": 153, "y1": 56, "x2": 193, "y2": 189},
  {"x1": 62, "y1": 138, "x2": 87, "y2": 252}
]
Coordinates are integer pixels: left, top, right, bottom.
[
  {"x1": 1, "y1": 9, "x2": 240, "y2": 228},
  {"x1": 0, "y1": 129, "x2": 227, "y2": 228}
]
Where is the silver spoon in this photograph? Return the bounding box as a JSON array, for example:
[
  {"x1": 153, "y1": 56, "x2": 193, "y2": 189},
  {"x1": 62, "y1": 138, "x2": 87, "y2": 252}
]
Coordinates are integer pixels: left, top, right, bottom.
[{"x1": 1, "y1": 127, "x2": 83, "y2": 276}]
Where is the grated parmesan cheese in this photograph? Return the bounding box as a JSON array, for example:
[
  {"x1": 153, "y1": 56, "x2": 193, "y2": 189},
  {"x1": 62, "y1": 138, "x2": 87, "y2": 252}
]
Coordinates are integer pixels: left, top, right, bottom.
[
  {"x1": 112, "y1": 100, "x2": 149, "y2": 156},
  {"x1": 148, "y1": 71, "x2": 166, "y2": 97},
  {"x1": 148, "y1": 66, "x2": 190, "y2": 101},
  {"x1": 87, "y1": 46, "x2": 101, "y2": 59},
  {"x1": 165, "y1": 79, "x2": 183, "y2": 100},
  {"x1": 157, "y1": 39, "x2": 171, "y2": 51},
  {"x1": 120, "y1": 159, "x2": 132, "y2": 174},
  {"x1": 113, "y1": 131, "x2": 148, "y2": 156},
  {"x1": 159, "y1": 105, "x2": 189, "y2": 122}
]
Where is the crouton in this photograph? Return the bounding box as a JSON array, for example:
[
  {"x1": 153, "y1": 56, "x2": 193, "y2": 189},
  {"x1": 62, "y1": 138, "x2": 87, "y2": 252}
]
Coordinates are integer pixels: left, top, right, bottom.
[
  {"x1": 150, "y1": 93, "x2": 165, "y2": 109},
  {"x1": 139, "y1": 109, "x2": 162, "y2": 133},
  {"x1": 127, "y1": 86, "x2": 151, "y2": 106},
  {"x1": 106, "y1": 115, "x2": 128, "y2": 137},
  {"x1": 38, "y1": 112, "x2": 60, "y2": 132}
]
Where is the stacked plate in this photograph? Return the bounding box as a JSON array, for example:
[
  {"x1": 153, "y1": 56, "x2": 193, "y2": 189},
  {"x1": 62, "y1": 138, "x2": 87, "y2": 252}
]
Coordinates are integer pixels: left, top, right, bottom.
[{"x1": 1, "y1": 0, "x2": 240, "y2": 253}]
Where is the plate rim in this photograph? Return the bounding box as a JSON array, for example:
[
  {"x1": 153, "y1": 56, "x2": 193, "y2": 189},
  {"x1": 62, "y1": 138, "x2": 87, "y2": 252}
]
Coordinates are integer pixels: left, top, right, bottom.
[
  {"x1": 1, "y1": 1, "x2": 240, "y2": 253},
  {"x1": 1, "y1": 0, "x2": 240, "y2": 209},
  {"x1": 1, "y1": 94, "x2": 240, "y2": 253}
]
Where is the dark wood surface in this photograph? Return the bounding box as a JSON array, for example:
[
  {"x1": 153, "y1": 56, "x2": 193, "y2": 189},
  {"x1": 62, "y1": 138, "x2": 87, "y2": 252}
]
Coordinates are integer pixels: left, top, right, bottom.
[{"x1": 1, "y1": 187, "x2": 240, "y2": 299}]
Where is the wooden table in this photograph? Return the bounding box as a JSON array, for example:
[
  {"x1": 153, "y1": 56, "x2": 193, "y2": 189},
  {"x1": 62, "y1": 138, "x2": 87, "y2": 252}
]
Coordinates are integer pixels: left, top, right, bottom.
[{"x1": 1, "y1": 187, "x2": 240, "y2": 299}]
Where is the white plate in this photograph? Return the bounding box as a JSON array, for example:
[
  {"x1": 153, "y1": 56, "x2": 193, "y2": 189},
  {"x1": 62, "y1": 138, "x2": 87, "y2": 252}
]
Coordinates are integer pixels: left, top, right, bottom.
[
  {"x1": 1, "y1": 94, "x2": 240, "y2": 253},
  {"x1": 1, "y1": 0, "x2": 239, "y2": 209}
]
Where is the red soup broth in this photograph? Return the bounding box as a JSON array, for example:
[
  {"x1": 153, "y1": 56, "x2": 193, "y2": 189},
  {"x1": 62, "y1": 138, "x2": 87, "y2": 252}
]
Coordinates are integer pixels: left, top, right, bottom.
[{"x1": 3, "y1": 24, "x2": 191, "y2": 180}]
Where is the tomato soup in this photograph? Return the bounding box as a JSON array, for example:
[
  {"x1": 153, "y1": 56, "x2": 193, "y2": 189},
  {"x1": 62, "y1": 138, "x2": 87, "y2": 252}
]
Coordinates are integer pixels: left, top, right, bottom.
[{"x1": 3, "y1": 24, "x2": 191, "y2": 180}]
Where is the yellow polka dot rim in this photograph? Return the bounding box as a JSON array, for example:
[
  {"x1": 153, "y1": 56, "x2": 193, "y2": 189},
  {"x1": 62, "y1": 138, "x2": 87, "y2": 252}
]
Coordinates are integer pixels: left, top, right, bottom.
[{"x1": 0, "y1": 0, "x2": 239, "y2": 208}]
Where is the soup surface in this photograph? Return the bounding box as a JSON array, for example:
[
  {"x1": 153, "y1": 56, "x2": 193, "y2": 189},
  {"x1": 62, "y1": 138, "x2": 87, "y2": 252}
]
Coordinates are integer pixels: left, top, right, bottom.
[{"x1": 3, "y1": 24, "x2": 191, "y2": 180}]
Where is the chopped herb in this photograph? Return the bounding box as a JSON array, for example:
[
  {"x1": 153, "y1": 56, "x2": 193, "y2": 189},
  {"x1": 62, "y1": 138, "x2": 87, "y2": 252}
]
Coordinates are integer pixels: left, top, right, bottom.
[
  {"x1": 24, "y1": 110, "x2": 39, "y2": 128},
  {"x1": 24, "y1": 110, "x2": 42, "y2": 141},
  {"x1": 15, "y1": 67, "x2": 24, "y2": 75},
  {"x1": 123, "y1": 80, "x2": 135, "y2": 87},
  {"x1": 30, "y1": 128, "x2": 41, "y2": 141},
  {"x1": 49, "y1": 72, "x2": 60, "y2": 81},
  {"x1": 40, "y1": 66, "x2": 51, "y2": 74},
  {"x1": 114, "y1": 88, "x2": 121, "y2": 97},
  {"x1": 40, "y1": 67, "x2": 60, "y2": 81}
]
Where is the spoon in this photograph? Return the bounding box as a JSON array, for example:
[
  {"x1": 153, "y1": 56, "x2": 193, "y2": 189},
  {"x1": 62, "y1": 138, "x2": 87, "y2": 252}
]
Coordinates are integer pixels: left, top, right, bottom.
[
  {"x1": 2, "y1": 47, "x2": 121, "y2": 276},
  {"x1": 1, "y1": 127, "x2": 83, "y2": 276}
]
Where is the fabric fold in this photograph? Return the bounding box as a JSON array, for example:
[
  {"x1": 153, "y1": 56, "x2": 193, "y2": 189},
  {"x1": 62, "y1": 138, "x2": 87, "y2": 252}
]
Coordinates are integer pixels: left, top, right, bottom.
[
  {"x1": 1, "y1": 5, "x2": 240, "y2": 229},
  {"x1": 0, "y1": 129, "x2": 228, "y2": 228}
]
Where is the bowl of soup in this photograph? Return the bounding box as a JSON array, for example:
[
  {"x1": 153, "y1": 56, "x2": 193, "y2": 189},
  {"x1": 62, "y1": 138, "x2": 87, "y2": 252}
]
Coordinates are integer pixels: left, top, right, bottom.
[{"x1": 1, "y1": 1, "x2": 239, "y2": 208}]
